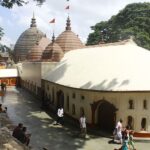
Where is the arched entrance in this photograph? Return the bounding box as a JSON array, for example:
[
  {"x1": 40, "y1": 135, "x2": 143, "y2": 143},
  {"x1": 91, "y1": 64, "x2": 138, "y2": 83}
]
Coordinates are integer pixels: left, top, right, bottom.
[
  {"x1": 56, "y1": 90, "x2": 64, "y2": 108},
  {"x1": 97, "y1": 101, "x2": 116, "y2": 132}
]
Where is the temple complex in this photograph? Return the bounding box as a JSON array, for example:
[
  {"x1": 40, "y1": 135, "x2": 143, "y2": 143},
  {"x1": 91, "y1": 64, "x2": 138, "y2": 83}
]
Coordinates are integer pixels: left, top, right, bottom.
[{"x1": 2, "y1": 14, "x2": 150, "y2": 134}]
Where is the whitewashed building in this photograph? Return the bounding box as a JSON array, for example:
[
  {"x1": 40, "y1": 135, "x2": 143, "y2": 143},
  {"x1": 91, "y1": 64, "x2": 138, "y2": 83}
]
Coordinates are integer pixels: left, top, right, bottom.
[{"x1": 42, "y1": 39, "x2": 150, "y2": 132}]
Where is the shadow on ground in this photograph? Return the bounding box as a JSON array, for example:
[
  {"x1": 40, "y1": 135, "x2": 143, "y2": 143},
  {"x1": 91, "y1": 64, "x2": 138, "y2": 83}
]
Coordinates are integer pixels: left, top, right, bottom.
[{"x1": 2, "y1": 88, "x2": 106, "y2": 150}]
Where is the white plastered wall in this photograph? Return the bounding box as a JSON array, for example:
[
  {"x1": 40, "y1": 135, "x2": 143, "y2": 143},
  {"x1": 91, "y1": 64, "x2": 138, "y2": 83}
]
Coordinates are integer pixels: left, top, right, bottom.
[{"x1": 44, "y1": 81, "x2": 150, "y2": 132}]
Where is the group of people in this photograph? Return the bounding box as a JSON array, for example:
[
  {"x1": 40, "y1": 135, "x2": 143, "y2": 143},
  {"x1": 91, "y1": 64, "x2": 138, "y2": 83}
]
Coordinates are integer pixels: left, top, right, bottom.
[
  {"x1": 12, "y1": 123, "x2": 31, "y2": 146},
  {"x1": 113, "y1": 119, "x2": 136, "y2": 150},
  {"x1": 55, "y1": 106, "x2": 87, "y2": 138}
]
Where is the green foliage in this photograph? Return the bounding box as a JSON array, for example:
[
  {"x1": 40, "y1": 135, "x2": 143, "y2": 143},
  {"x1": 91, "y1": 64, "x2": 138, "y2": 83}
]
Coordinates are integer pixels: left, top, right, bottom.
[
  {"x1": 0, "y1": 44, "x2": 10, "y2": 51},
  {"x1": 86, "y1": 2, "x2": 150, "y2": 50},
  {"x1": 0, "y1": 43, "x2": 15, "y2": 60},
  {"x1": 0, "y1": 0, "x2": 45, "y2": 8},
  {"x1": 0, "y1": 0, "x2": 27, "y2": 8},
  {"x1": 0, "y1": 27, "x2": 4, "y2": 40}
]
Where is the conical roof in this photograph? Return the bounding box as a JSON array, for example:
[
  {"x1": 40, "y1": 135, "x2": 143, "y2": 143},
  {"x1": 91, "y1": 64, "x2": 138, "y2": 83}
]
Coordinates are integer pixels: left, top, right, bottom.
[
  {"x1": 27, "y1": 37, "x2": 51, "y2": 62},
  {"x1": 42, "y1": 34, "x2": 63, "y2": 62},
  {"x1": 14, "y1": 15, "x2": 45, "y2": 62},
  {"x1": 27, "y1": 41, "x2": 42, "y2": 62},
  {"x1": 51, "y1": 43, "x2": 64, "y2": 62},
  {"x1": 55, "y1": 17, "x2": 84, "y2": 53}
]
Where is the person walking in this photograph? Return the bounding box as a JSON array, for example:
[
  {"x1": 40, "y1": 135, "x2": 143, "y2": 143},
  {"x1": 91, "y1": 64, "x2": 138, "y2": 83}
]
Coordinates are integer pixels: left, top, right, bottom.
[
  {"x1": 128, "y1": 131, "x2": 136, "y2": 150},
  {"x1": 79, "y1": 113, "x2": 86, "y2": 138},
  {"x1": 1, "y1": 82, "x2": 5, "y2": 91},
  {"x1": 56, "y1": 107, "x2": 64, "y2": 125},
  {"x1": 114, "y1": 135, "x2": 129, "y2": 150},
  {"x1": 114, "y1": 119, "x2": 123, "y2": 144}
]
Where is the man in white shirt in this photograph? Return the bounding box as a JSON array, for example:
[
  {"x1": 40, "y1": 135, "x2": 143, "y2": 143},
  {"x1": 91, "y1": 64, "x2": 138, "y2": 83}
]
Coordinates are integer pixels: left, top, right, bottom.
[
  {"x1": 79, "y1": 114, "x2": 86, "y2": 138},
  {"x1": 56, "y1": 107, "x2": 64, "y2": 125},
  {"x1": 114, "y1": 119, "x2": 123, "y2": 143}
]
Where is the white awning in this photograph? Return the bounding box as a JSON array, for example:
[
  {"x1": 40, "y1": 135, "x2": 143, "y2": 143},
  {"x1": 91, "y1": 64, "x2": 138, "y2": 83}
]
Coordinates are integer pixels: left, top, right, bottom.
[{"x1": 0, "y1": 69, "x2": 18, "y2": 78}]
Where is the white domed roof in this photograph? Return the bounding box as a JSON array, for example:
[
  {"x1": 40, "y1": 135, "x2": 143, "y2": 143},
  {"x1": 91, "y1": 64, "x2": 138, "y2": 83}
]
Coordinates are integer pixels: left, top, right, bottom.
[{"x1": 44, "y1": 39, "x2": 150, "y2": 91}]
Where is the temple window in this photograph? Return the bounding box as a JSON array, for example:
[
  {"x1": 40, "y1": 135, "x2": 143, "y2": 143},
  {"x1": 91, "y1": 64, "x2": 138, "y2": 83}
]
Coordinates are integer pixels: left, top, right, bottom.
[
  {"x1": 127, "y1": 116, "x2": 134, "y2": 129},
  {"x1": 47, "y1": 84, "x2": 49, "y2": 90},
  {"x1": 72, "y1": 104, "x2": 76, "y2": 115},
  {"x1": 143, "y1": 100, "x2": 147, "y2": 109},
  {"x1": 66, "y1": 95, "x2": 69, "y2": 111},
  {"x1": 141, "y1": 118, "x2": 146, "y2": 131},
  {"x1": 129, "y1": 99, "x2": 134, "y2": 109},
  {"x1": 34, "y1": 85, "x2": 36, "y2": 93},
  {"x1": 72, "y1": 93, "x2": 76, "y2": 99},
  {"x1": 52, "y1": 87, "x2": 54, "y2": 104},
  {"x1": 80, "y1": 107, "x2": 85, "y2": 116},
  {"x1": 49, "y1": 94, "x2": 51, "y2": 102},
  {"x1": 81, "y1": 95, "x2": 85, "y2": 100}
]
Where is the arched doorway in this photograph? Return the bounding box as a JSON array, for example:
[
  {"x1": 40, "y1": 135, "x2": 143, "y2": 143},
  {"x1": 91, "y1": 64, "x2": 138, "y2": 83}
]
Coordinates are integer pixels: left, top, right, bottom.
[
  {"x1": 141, "y1": 118, "x2": 146, "y2": 131},
  {"x1": 97, "y1": 101, "x2": 116, "y2": 132},
  {"x1": 127, "y1": 116, "x2": 134, "y2": 129},
  {"x1": 56, "y1": 90, "x2": 64, "y2": 108}
]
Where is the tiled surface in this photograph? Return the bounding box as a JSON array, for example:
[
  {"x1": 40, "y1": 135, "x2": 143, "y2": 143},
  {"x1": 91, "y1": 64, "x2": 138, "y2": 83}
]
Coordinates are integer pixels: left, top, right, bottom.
[{"x1": 1, "y1": 87, "x2": 150, "y2": 150}]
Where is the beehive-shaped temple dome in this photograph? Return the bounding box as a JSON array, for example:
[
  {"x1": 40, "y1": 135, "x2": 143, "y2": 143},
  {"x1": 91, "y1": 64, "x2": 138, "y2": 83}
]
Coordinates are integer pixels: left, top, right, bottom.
[
  {"x1": 55, "y1": 17, "x2": 84, "y2": 53},
  {"x1": 42, "y1": 34, "x2": 63, "y2": 62},
  {"x1": 14, "y1": 15, "x2": 45, "y2": 62},
  {"x1": 27, "y1": 37, "x2": 51, "y2": 62},
  {"x1": 27, "y1": 41, "x2": 42, "y2": 62}
]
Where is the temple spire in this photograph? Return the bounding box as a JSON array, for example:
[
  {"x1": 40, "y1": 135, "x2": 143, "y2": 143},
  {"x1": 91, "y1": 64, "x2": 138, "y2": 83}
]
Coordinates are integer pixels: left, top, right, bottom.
[
  {"x1": 52, "y1": 33, "x2": 55, "y2": 43},
  {"x1": 30, "y1": 12, "x2": 37, "y2": 27},
  {"x1": 36, "y1": 31, "x2": 39, "y2": 45},
  {"x1": 66, "y1": 16, "x2": 71, "y2": 31}
]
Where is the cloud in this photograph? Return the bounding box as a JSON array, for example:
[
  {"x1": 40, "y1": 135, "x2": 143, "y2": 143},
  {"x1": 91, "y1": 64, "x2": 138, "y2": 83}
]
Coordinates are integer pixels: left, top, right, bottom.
[{"x1": 1, "y1": 0, "x2": 150, "y2": 46}]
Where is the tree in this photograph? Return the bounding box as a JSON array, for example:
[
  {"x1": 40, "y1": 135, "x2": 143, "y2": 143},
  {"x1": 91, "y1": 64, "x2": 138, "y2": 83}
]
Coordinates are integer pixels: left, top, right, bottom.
[
  {"x1": 0, "y1": 0, "x2": 46, "y2": 8},
  {"x1": 87, "y1": 2, "x2": 150, "y2": 50},
  {"x1": 0, "y1": 27, "x2": 4, "y2": 40}
]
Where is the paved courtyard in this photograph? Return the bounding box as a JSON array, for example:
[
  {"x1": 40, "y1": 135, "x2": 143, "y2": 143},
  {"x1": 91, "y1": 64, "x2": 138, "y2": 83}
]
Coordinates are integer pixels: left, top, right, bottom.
[{"x1": 1, "y1": 87, "x2": 150, "y2": 150}]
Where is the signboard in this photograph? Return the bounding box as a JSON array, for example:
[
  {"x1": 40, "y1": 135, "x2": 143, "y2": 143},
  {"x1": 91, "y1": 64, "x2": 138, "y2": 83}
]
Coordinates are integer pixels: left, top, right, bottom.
[{"x1": 0, "y1": 77, "x2": 17, "y2": 86}]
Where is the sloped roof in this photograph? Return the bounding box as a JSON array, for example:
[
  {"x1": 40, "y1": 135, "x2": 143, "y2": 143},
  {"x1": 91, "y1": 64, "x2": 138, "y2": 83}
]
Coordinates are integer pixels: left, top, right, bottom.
[
  {"x1": 42, "y1": 42, "x2": 63, "y2": 61},
  {"x1": 43, "y1": 39, "x2": 150, "y2": 91}
]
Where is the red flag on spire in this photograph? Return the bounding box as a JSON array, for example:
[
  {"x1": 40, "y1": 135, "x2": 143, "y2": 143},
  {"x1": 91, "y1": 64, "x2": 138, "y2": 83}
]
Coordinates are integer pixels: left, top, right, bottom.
[
  {"x1": 65, "y1": 5, "x2": 70, "y2": 9},
  {"x1": 49, "y1": 18, "x2": 55, "y2": 23}
]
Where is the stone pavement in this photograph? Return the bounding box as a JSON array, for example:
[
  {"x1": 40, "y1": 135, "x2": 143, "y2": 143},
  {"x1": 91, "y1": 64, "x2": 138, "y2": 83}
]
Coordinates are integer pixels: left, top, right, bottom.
[{"x1": 1, "y1": 87, "x2": 150, "y2": 150}]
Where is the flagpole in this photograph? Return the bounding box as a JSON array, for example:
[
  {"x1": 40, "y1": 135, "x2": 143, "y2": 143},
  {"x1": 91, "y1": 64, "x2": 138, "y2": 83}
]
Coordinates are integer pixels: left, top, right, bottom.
[
  {"x1": 65, "y1": 0, "x2": 70, "y2": 17},
  {"x1": 49, "y1": 18, "x2": 55, "y2": 40},
  {"x1": 53, "y1": 23, "x2": 55, "y2": 36},
  {"x1": 65, "y1": 5, "x2": 70, "y2": 17}
]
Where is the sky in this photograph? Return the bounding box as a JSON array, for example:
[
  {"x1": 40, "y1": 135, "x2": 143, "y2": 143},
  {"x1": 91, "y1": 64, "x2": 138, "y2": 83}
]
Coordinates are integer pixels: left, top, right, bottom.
[{"x1": 0, "y1": 0, "x2": 150, "y2": 46}]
